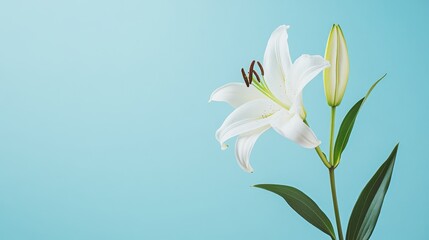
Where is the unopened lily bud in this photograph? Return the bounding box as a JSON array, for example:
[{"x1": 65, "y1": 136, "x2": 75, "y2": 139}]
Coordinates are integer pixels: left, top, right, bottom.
[{"x1": 323, "y1": 24, "x2": 349, "y2": 107}]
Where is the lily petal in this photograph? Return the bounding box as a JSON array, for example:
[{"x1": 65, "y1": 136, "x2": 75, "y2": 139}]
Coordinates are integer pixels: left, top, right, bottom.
[
  {"x1": 209, "y1": 83, "x2": 264, "y2": 108},
  {"x1": 291, "y1": 54, "x2": 330, "y2": 97},
  {"x1": 263, "y1": 25, "x2": 292, "y2": 105},
  {"x1": 235, "y1": 126, "x2": 270, "y2": 173},
  {"x1": 216, "y1": 98, "x2": 280, "y2": 149},
  {"x1": 289, "y1": 54, "x2": 330, "y2": 115},
  {"x1": 271, "y1": 111, "x2": 321, "y2": 148}
]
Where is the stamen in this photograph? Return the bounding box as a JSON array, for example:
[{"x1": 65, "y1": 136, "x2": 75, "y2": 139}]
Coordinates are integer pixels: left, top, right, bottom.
[
  {"x1": 257, "y1": 61, "x2": 264, "y2": 76},
  {"x1": 240, "y1": 60, "x2": 289, "y2": 110},
  {"x1": 252, "y1": 70, "x2": 260, "y2": 82},
  {"x1": 241, "y1": 68, "x2": 250, "y2": 87},
  {"x1": 248, "y1": 60, "x2": 256, "y2": 84}
]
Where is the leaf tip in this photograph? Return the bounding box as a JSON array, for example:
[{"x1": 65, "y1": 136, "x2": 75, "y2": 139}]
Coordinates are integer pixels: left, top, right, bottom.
[{"x1": 392, "y1": 143, "x2": 400, "y2": 155}]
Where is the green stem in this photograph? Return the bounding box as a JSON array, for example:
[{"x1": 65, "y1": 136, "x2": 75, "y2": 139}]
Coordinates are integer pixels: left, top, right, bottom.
[
  {"x1": 328, "y1": 106, "x2": 343, "y2": 240},
  {"x1": 329, "y1": 107, "x2": 336, "y2": 165},
  {"x1": 329, "y1": 168, "x2": 344, "y2": 240}
]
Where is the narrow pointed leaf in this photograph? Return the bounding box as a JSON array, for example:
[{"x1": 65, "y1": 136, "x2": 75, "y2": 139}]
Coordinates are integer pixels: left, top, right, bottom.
[
  {"x1": 255, "y1": 184, "x2": 336, "y2": 239},
  {"x1": 333, "y1": 74, "x2": 386, "y2": 166},
  {"x1": 346, "y1": 144, "x2": 399, "y2": 240}
]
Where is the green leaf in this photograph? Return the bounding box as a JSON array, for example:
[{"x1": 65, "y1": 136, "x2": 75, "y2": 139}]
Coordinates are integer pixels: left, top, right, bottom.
[
  {"x1": 346, "y1": 144, "x2": 399, "y2": 240},
  {"x1": 333, "y1": 74, "x2": 387, "y2": 166},
  {"x1": 254, "y1": 184, "x2": 336, "y2": 239}
]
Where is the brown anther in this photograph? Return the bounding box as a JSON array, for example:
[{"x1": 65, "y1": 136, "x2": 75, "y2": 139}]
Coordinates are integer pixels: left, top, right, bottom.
[
  {"x1": 241, "y1": 68, "x2": 250, "y2": 87},
  {"x1": 257, "y1": 61, "x2": 264, "y2": 76},
  {"x1": 248, "y1": 60, "x2": 256, "y2": 84},
  {"x1": 252, "y1": 70, "x2": 261, "y2": 82}
]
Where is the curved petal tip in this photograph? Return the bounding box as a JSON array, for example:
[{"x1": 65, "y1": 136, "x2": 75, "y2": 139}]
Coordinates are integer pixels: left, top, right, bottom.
[{"x1": 278, "y1": 25, "x2": 290, "y2": 30}]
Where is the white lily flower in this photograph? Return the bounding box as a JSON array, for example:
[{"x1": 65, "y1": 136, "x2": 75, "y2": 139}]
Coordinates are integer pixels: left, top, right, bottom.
[{"x1": 210, "y1": 25, "x2": 329, "y2": 172}]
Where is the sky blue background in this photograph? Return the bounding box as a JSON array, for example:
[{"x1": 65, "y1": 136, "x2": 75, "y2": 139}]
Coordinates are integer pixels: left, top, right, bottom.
[{"x1": 0, "y1": 0, "x2": 427, "y2": 239}]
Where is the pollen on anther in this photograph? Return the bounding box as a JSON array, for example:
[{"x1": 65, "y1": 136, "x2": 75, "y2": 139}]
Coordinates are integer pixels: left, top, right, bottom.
[
  {"x1": 249, "y1": 60, "x2": 256, "y2": 84},
  {"x1": 257, "y1": 61, "x2": 264, "y2": 76},
  {"x1": 241, "y1": 68, "x2": 250, "y2": 87}
]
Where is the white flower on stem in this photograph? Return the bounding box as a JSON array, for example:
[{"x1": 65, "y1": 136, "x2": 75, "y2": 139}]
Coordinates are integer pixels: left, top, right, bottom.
[{"x1": 210, "y1": 25, "x2": 329, "y2": 172}]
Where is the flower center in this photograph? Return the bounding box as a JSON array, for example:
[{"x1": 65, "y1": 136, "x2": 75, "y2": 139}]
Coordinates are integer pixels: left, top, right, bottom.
[{"x1": 241, "y1": 60, "x2": 289, "y2": 110}]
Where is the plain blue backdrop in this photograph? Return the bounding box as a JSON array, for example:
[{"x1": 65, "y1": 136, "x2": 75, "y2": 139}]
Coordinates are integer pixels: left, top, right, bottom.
[{"x1": 0, "y1": 0, "x2": 427, "y2": 239}]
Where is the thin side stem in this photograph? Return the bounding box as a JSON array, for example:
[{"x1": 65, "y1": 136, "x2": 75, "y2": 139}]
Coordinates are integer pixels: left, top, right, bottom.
[
  {"x1": 329, "y1": 168, "x2": 344, "y2": 240},
  {"x1": 303, "y1": 119, "x2": 331, "y2": 168},
  {"x1": 315, "y1": 146, "x2": 331, "y2": 168}
]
